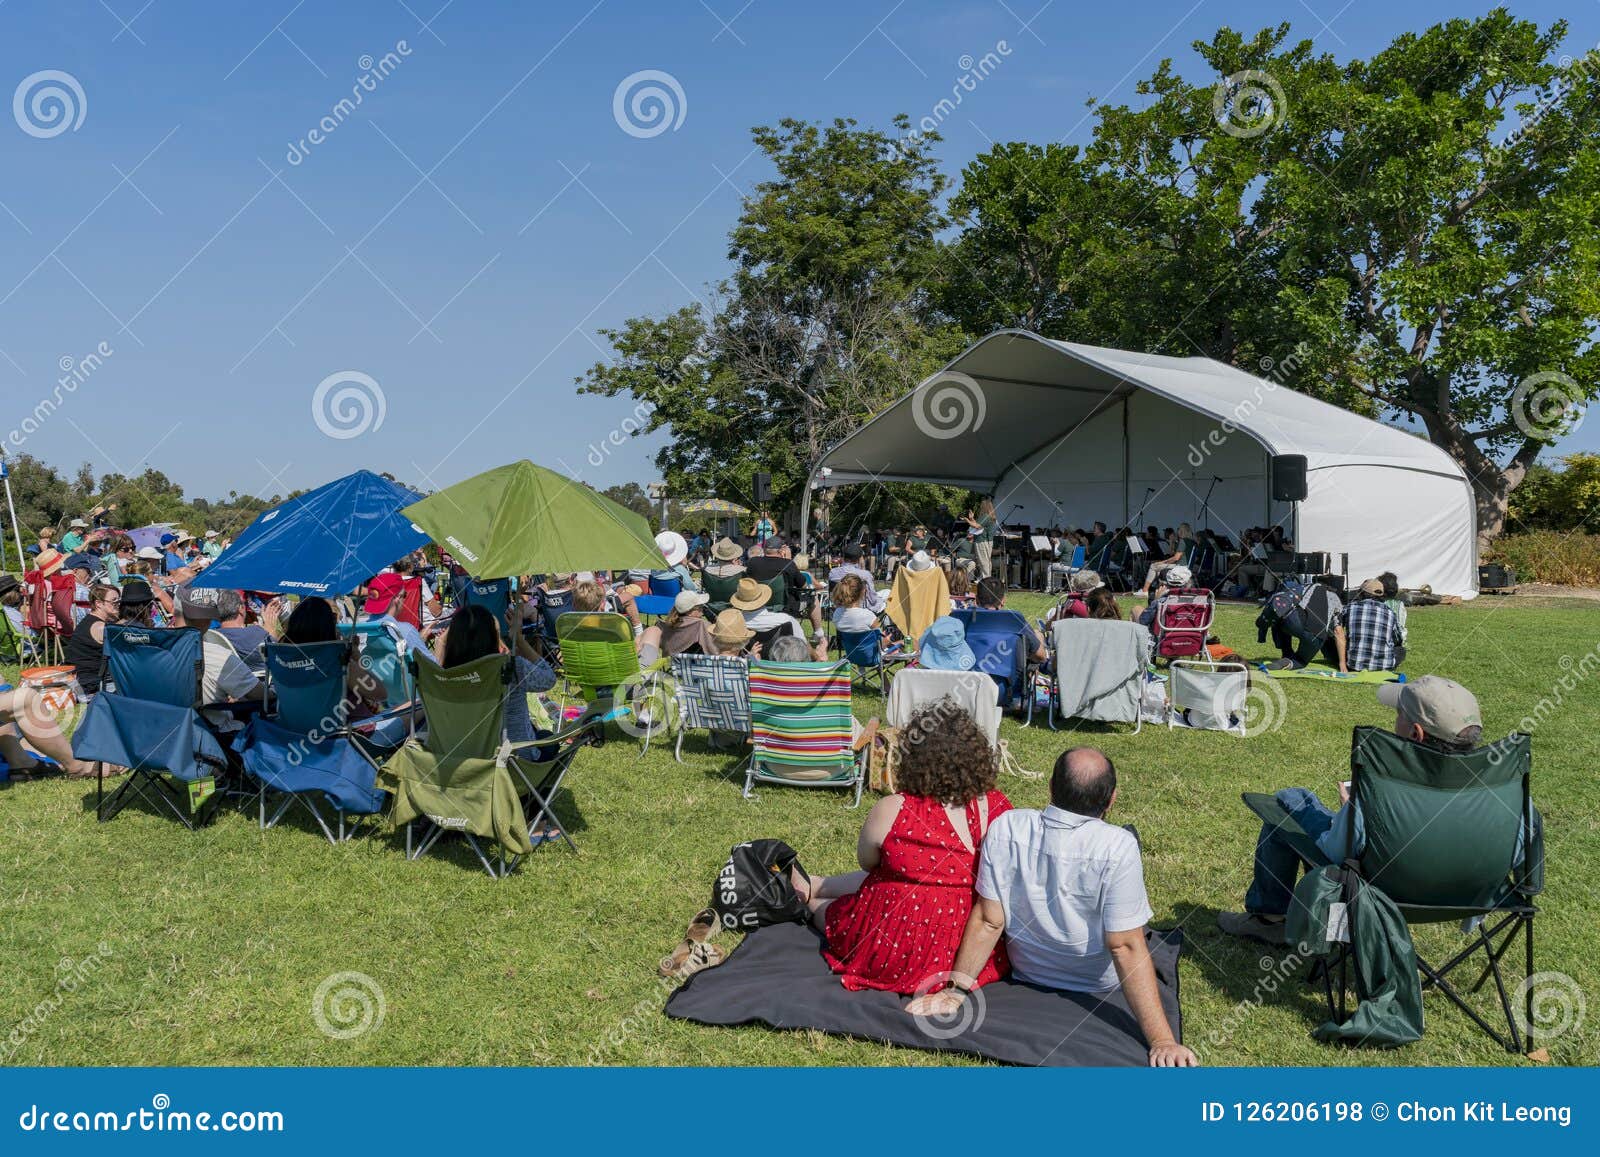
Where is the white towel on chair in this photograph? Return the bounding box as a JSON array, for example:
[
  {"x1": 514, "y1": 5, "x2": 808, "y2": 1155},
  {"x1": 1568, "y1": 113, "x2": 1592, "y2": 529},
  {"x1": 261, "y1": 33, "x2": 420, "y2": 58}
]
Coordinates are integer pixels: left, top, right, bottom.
[{"x1": 887, "y1": 668, "x2": 1002, "y2": 745}]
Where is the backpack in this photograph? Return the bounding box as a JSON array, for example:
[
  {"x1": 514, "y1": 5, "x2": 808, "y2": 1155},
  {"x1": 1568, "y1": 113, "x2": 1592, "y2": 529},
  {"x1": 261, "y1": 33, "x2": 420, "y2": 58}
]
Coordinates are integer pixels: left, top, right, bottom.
[{"x1": 711, "y1": 839, "x2": 811, "y2": 932}]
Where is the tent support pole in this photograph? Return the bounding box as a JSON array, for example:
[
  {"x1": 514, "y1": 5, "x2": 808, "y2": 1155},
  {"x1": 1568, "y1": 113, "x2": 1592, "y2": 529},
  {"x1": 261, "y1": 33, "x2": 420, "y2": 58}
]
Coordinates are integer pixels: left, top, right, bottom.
[
  {"x1": 1121, "y1": 397, "x2": 1130, "y2": 525},
  {"x1": 799, "y1": 465, "x2": 817, "y2": 556}
]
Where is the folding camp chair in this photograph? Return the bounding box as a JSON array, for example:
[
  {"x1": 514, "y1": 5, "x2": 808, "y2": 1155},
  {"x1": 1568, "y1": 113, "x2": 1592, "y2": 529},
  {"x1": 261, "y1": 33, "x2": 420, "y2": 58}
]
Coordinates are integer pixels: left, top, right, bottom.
[
  {"x1": 1046, "y1": 545, "x2": 1086, "y2": 593},
  {"x1": 233, "y1": 640, "x2": 388, "y2": 843},
  {"x1": 0, "y1": 606, "x2": 23, "y2": 664},
  {"x1": 1152, "y1": 588, "x2": 1214, "y2": 662},
  {"x1": 1046, "y1": 617, "x2": 1151, "y2": 732},
  {"x1": 669, "y1": 653, "x2": 751, "y2": 761},
  {"x1": 457, "y1": 576, "x2": 513, "y2": 640},
  {"x1": 336, "y1": 620, "x2": 417, "y2": 751},
  {"x1": 632, "y1": 574, "x2": 682, "y2": 619},
  {"x1": 744, "y1": 659, "x2": 865, "y2": 807},
  {"x1": 23, "y1": 580, "x2": 70, "y2": 666},
  {"x1": 556, "y1": 610, "x2": 664, "y2": 750},
  {"x1": 834, "y1": 629, "x2": 913, "y2": 695},
  {"x1": 1167, "y1": 658, "x2": 1248, "y2": 734},
  {"x1": 73, "y1": 625, "x2": 230, "y2": 828},
  {"x1": 952, "y1": 608, "x2": 1036, "y2": 723},
  {"x1": 381, "y1": 653, "x2": 601, "y2": 877},
  {"x1": 1243, "y1": 727, "x2": 1540, "y2": 1052}
]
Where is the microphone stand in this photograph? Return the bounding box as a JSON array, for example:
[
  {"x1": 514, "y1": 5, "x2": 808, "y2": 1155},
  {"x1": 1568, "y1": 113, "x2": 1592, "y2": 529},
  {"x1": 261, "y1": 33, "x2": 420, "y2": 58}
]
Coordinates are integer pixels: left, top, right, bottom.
[{"x1": 1199, "y1": 476, "x2": 1220, "y2": 533}]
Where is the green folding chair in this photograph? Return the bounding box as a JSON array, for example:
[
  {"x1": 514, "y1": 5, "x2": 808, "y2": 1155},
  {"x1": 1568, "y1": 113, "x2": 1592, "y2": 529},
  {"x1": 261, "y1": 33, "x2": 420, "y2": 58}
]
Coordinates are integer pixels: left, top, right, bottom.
[
  {"x1": 1245, "y1": 726, "x2": 1541, "y2": 1051},
  {"x1": 744, "y1": 659, "x2": 864, "y2": 807},
  {"x1": 380, "y1": 653, "x2": 598, "y2": 877},
  {"x1": 554, "y1": 611, "x2": 665, "y2": 751}
]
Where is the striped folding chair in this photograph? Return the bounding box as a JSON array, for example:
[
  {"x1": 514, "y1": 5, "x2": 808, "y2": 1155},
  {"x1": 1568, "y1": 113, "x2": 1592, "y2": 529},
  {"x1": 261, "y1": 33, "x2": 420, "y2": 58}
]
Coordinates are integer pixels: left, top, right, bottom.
[{"x1": 744, "y1": 659, "x2": 863, "y2": 807}]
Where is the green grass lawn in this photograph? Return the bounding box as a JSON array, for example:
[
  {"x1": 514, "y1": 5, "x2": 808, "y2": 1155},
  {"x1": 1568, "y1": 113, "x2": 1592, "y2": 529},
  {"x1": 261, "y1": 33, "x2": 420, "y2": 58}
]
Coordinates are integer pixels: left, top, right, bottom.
[{"x1": 2, "y1": 593, "x2": 1596, "y2": 1067}]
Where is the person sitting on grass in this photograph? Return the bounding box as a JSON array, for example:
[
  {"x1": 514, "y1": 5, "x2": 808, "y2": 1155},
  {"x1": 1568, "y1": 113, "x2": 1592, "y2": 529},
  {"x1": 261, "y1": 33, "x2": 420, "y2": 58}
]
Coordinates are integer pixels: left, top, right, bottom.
[
  {"x1": 1334, "y1": 578, "x2": 1405, "y2": 672},
  {"x1": 906, "y1": 746, "x2": 1197, "y2": 1067},
  {"x1": 790, "y1": 702, "x2": 1014, "y2": 995},
  {"x1": 0, "y1": 684, "x2": 100, "y2": 777},
  {"x1": 1216, "y1": 677, "x2": 1535, "y2": 945}
]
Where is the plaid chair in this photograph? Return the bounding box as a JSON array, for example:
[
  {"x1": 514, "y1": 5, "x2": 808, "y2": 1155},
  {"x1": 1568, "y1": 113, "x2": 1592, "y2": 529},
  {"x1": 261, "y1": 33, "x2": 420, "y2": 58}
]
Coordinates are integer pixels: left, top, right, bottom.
[{"x1": 670, "y1": 653, "x2": 750, "y2": 761}]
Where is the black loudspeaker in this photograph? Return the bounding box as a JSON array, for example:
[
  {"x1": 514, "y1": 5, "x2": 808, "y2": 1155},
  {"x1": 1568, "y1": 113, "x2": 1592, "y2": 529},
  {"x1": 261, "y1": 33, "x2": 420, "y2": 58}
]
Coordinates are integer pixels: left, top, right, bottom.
[
  {"x1": 752, "y1": 472, "x2": 772, "y2": 504},
  {"x1": 1271, "y1": 454, "x2": 1309, "y2": 501}
]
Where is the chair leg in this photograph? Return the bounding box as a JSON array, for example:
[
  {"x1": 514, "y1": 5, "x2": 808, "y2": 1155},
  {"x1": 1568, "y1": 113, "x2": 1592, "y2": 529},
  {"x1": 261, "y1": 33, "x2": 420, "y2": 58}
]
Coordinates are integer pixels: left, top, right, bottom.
[{"x1": 674, "y1": 730, "x2": 685, "y2": 763}]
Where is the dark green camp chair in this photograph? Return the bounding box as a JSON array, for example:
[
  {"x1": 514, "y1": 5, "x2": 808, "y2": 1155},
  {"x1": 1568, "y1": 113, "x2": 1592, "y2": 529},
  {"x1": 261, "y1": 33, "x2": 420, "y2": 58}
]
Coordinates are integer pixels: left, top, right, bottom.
[
  {"x1": 1245, "y1": 726, "x2": 1540, "y2": 1052},
  {"x1": 380, "y1": 653, "x2": 599, "y2": 878}
]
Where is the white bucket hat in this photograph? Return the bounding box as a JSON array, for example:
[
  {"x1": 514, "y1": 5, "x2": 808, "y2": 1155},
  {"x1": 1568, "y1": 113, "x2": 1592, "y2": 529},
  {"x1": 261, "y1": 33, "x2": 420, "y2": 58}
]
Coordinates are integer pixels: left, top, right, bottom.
[{"x1": 655, "y1": 530, "x2": 688, "y2": 567}]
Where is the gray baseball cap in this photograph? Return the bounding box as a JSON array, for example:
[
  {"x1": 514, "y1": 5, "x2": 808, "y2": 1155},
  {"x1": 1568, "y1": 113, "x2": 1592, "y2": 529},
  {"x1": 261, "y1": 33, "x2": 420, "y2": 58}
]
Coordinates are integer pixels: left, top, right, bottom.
[{"x1": 1377, "y1": 675, "x2": 1481, "y2": 742}]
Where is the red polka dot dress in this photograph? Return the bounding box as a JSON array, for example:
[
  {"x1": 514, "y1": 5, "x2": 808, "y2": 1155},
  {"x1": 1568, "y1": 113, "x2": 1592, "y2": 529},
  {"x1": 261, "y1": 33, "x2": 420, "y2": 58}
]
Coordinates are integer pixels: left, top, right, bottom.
[{"x1": 822, "y1": 790, "x2": 1012, "y2": 994}]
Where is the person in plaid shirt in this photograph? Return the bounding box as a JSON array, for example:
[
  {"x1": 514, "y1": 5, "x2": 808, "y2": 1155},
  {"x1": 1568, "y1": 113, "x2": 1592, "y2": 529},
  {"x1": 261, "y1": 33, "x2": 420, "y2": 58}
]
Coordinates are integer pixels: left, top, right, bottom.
[{"x1": 1335, "y1": 578, "x2": 1405, "y2": 672}]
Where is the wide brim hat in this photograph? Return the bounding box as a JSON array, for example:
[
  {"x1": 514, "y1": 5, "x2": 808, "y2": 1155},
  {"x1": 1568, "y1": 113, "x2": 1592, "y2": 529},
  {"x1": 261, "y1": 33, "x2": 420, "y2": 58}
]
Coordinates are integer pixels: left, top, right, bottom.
[
  {"x1": 35, "y1": 548, "x2": 65, "y2": 576},
  {"x1": 711, "y1": 608, "x2": 755, "y2": 645},
  {"x1": 655, "y1": 530, "x2": 688, "y2": 566},
  {"x1": 711, "y1": 537, "x2": 743, "y2": 562},
  {"x1": 729, "y1": 577, "x2": 772, "y2": 612}
]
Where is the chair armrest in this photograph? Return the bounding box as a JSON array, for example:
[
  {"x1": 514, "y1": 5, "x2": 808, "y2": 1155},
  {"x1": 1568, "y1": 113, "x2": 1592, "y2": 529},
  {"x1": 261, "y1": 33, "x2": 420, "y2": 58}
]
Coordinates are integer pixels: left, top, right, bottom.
[{"x1": 1241, "y1": 791, "x2": 1329, "y2": 869}]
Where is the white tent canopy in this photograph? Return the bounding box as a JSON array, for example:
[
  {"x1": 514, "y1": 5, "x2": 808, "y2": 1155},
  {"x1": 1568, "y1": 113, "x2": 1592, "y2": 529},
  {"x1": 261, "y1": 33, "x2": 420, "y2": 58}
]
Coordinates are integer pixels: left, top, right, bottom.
[{"x1": 817, "y1": 330, "x2": 1477, "y2": 597}]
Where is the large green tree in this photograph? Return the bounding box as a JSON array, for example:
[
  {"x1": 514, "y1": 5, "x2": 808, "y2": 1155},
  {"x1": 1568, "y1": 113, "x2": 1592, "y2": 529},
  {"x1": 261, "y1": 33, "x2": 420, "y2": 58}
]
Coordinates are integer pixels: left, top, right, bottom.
[
  {"x1": 940, "y1": 11, "x2": 1600, "y2": 543},
  {"x1": 578, "y1": 117, "x2": 964, "y2": 539}
]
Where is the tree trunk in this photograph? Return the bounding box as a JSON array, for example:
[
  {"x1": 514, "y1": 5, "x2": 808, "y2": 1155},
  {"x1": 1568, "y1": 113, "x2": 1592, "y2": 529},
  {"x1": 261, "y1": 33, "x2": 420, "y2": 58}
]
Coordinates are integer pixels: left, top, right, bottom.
[{"x1": 1471, "y1": 471, "x2": 1512, "y2": 555}]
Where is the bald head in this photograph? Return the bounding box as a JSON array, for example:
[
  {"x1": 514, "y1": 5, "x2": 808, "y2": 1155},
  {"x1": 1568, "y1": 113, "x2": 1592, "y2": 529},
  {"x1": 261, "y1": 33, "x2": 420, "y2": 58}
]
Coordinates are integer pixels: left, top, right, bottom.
[{"x1": 1050, "y1": 746, "x2": 1117, "y2": 817}]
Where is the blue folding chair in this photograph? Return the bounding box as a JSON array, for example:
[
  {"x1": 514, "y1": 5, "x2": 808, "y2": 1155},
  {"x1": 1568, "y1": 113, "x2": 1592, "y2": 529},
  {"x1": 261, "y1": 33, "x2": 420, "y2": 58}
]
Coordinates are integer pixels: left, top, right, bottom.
[
  {"x1": 632, "y1": 574, "x2": 682, "y2": 619},
  {"x1": 233, "y1": 640, "x2": 388, "y2": 843},
  {"x1": 336, "y1": 620, "x2": 418, "y2": 751},
  {"x1": 74, "y1": 625, "x2": 231, "y2": 828},
  {"x1": 457, "y1": 577, "x2": 513, "y2": 640},
  {"x1": 952, "y1": 608, "x2": 1036, "y2": 724},
  {"x1": 835, "y1": 629, "x2": 914, "y2": 694}
]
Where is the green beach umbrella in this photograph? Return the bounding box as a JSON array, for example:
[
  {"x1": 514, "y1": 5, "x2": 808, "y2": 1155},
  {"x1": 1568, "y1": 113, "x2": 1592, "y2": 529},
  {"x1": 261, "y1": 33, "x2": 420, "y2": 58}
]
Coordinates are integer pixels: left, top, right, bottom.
[{"x1": 403, "y1": 460, "x2": 664, "y2": 578}]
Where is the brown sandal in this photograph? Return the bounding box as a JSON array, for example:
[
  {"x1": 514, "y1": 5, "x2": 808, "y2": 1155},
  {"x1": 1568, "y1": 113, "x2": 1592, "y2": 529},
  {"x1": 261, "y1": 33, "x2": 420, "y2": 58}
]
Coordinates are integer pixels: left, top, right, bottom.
[{"x1": 658, "y1": 940, "x2": 725, "y2": 979}]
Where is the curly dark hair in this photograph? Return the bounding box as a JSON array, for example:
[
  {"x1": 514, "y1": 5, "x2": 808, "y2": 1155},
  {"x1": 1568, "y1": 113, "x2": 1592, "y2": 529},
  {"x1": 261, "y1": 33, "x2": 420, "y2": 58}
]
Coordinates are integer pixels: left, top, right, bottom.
[{"x1": 894, "y1": 699, "x2": 998, "y2": 805}]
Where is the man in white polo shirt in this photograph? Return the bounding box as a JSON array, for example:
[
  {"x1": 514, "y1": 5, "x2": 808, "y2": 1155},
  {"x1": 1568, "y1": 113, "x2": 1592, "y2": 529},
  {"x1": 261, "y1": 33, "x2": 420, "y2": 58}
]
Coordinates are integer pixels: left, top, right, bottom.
[{"x1": 907, "y1": 746, "x2": 1196, "y2": 1066}]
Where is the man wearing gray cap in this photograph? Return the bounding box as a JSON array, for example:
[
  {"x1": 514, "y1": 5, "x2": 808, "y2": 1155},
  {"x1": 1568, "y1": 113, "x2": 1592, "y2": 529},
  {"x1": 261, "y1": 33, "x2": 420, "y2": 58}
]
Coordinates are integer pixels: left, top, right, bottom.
[
  {"x1": 173, "y1": 586, "x2": 263, "y2": 730},
  {"x1": 1219, "y1": 675, "x2": 1514, "y2": 944}
]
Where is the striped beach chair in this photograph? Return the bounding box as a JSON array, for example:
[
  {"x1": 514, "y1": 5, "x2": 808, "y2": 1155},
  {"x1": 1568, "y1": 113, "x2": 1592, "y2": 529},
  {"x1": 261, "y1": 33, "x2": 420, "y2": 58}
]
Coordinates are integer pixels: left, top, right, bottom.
[{"x1": 744, "y1": 659, "x2": 863, "y2": 807}]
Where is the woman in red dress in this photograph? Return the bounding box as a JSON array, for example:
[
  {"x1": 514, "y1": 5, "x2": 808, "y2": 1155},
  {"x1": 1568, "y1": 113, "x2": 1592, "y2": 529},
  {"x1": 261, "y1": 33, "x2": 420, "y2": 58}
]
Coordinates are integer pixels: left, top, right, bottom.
[{"x1": 794, "y1": 703, "x2": 1013, "y2": 994}]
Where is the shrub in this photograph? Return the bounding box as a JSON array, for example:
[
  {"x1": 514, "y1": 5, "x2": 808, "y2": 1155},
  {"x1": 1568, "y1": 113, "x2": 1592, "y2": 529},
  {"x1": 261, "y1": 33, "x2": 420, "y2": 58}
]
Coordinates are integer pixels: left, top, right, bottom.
[{"x1": 1485, "y1": 531, "x2": 1600, "y2": 587}]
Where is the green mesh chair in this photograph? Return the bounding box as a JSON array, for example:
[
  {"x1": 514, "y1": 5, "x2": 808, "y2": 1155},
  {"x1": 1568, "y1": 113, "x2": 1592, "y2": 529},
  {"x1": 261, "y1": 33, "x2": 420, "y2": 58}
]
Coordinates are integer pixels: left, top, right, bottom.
[
  {"x1": 554, "y1": 611, "x2": 664, "y2": 752},
  {"x1": 1246, "y1": 726, "x2": 1540, "y2": 1051}
]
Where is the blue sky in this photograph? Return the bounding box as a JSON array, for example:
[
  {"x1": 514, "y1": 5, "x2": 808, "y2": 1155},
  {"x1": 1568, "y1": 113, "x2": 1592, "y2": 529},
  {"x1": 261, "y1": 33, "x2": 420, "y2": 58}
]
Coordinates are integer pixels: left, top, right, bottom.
[{"x1": 1, "y1": 0, "x2": 1593, "y2": 503}]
